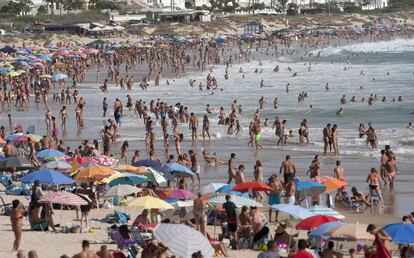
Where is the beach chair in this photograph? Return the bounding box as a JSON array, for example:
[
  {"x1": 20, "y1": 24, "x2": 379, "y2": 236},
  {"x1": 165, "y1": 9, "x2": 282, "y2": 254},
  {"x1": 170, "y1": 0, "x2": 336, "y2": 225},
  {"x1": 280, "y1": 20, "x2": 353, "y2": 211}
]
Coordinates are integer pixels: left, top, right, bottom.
[
  {"x1": 130, "y1": 228, "x2": 152, "y2": 248},
  {"x1": 110, "y1": 230, "x2": 137, "y2": 258},
  {"x1": 0, "y1": 195, "x2": 12, "y2": 215}
]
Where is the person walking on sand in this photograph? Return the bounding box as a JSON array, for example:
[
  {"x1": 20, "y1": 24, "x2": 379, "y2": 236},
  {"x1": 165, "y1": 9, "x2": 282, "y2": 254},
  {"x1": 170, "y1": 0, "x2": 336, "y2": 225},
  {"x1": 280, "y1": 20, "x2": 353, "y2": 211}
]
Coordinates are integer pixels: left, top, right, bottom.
[{"x1": 10, "y1": 199, "x2": 27, "y2": 252}]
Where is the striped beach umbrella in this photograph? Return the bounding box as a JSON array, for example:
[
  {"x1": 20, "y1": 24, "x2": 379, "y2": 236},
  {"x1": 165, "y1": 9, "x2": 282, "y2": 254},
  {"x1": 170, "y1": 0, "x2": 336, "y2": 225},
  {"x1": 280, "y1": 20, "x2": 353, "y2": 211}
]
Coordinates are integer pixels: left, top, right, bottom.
[
  {"x1": 39, "y1": 191, "x2": 87, "y2": 206},
  {"x1": 308, "y1": 205, "x2": 345, "y2": 219},
  {"x1": 154, "y1": 224, "x2": 214, "y2": 258}
]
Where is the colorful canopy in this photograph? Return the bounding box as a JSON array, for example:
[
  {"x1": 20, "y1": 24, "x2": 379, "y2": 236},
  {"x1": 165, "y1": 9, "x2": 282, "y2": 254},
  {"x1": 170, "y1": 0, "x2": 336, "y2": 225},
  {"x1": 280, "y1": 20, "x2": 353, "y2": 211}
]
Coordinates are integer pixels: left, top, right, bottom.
[
  {"x1": 168, "y1": 189, "x2": 195, "y2": 200},
  {"x1": 74, "y1": 165, "x2": 116, "y2": 182},
  {"x1": 231, "y1": 181, "x2": 274, "y2": 193},
  {"x1": 309, "y1": 176, "x2": 347, "y2": 192},
  {"x1": 154, "y1": 224, "x2": 214, "y2": 258},
  {"x1": 126, "y1": 196, "x2": 174, "y2": 210},
  {"x1": 39, "y1": 191, "x2": 87, "y2": 206},
  {"x1": 107, "y1": 172, "x2": 147, "y2": 187},
  {"x1": 296, "y1": 215, "x2": 341, "y2": 230},
  {"x1": 21, "y1": 169, "x2": 73, "y2": 185},
  {"x1": 90, "y1": 155, "x2": 116, "y2": 166}
]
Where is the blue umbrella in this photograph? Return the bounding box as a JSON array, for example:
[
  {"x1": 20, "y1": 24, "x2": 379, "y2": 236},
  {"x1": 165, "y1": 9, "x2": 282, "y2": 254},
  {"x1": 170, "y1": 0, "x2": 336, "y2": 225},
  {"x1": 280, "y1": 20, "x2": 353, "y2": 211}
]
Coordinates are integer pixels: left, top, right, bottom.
[
  {"x1": 270, "y1": 204, "x2": 314, "y2": 220},
  {"x1": 383, "y1": 223, "x2": 414, "y2": 244},
  {"x1": 133, "y1": 159, "x2": 163, "y2": 168},
  {"x1": 36, "y1": 149, "x2": 66, "y2": 160},
  {"x1": 21, "y1": 169, "x2": 73, "y2": 185},
  {"x1": 0, "y1": 67, "x2": 13, "y2": 74},
  {"x1": 166, "y1": 163, "x2": 195, "y2": 177},
  {"x1": 52, "y1": 73, "x2": 68, "y2": 81},
  {"x1": 108, "y1": 173, "x2": 147, "y2": 187},
  {"x1": 297, "y1": 181, "x2": 326, "y2": 198},
  {"x1": 133, "y1": 159, "x2": 174, "y2": 180},
  {"x1": 308, "y1": 221, "x2": 344, "y2": 239},
  {"x1": 216, "y1": 37, "x2": 227, "y2": 44},
  {"x1": 216, "y1": 184, "x2": 235, "y2": 193},
  {"x1": 37, "y1": 55, "x2": 52, "y2": 61}
]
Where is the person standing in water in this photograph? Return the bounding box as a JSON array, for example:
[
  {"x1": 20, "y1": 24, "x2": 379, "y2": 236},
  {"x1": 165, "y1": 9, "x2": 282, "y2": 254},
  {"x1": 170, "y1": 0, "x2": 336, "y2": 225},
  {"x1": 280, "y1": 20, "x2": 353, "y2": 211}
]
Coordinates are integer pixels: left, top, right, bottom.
[
  {"x1": 189, "y1": 112, "x2": 199, "y2": 142},
  {"x1": 227, "y1": 153, "x2": 236, "y2": 184},
  {"x1": 280, "y1": 155, "x2": 296, "y2": 183}
]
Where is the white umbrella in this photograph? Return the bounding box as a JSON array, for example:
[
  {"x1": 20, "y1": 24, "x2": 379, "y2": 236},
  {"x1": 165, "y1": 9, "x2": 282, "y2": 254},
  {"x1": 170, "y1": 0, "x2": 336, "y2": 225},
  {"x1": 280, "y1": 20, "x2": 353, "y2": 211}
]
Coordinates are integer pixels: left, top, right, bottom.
[
  {"x1": 325, "y1": 223, "x2": 374, "y2": 240},
  {"x1": 270, "y1": 204, "x2": 314, "y2": 220},
  {"x1": 308, "y1": 205, "x2": 345, "y2": 219},
  {"x1": 201, "y1": 183, "x2": 226, "y2": 194},
  {"x1": 154, "y1": 224, "x2": 214, "y2": 258},
  {"x1": 104, "y1": 185, "x2": 140, "y2": 198},
  {"x1": 209, "y1": 194, "x2": 263, "y2": 208}
]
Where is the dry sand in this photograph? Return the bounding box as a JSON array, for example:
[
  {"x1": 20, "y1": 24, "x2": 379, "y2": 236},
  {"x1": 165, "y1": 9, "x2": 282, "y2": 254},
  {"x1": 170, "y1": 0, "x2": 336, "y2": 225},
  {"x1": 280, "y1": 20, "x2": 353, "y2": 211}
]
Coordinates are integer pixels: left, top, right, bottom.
[{"x1": 0, "y1": 193, "x2": 401, "y2": 258}]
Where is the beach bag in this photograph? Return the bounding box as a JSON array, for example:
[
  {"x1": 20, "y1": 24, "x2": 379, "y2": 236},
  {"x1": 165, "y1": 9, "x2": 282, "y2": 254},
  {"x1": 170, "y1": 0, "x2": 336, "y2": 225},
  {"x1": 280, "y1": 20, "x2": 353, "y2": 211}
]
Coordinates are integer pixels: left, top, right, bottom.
[{"x1": 114, "y1": 211, "x2": 130, "y2": 224}]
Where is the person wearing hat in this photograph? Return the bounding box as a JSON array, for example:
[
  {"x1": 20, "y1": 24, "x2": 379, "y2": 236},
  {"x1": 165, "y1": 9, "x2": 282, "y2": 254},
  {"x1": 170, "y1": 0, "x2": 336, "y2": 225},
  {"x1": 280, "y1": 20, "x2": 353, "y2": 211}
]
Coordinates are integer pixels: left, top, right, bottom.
[{"x1": 274, "y1": 222, "x2": 298, "y2": 250}]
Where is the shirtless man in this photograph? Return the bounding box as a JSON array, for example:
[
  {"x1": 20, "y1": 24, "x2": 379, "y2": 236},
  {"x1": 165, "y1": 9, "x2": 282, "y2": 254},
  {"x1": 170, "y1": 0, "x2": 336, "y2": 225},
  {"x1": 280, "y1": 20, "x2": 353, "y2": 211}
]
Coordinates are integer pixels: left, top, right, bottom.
[
  {"x1": 72, "y1": 240, "x2": 99, "y2": 258},
  {"x1": 96, "y1": 245, "x2": 113, "y2": 258},
  {"x1": 385, "y1": 151, "x2": 397, "y2": 189},
  {"x1": 235, "y1": 165, "x2": 245, "y2": 184},
  {"x1": 351, "y1": 187, "x2": 371, "y2": 207},
  {"x1": 320, "y1": 241, "x2": 343, "y2": 258},
  {"x1": 323, "y1": 124, "x2": 332, "y2": 156},
  {"x1": 193, "y1": 192, "x2": 210, "y2": 236},
  {"x1": 279, "y1": 155, "x2": 296, "y2": 183},
  {"x1": 285, "y1": 177, "x2": 296, "y2": 205},
  {"x1": 333, "y1": 160, "x2": 345, "y2": 181},
  {"x1": 189, "y1": 113, "x2": 199, "y2": 142},
  {"x1": 227, "y1": 153, "x2": 236, "y2": 184}
]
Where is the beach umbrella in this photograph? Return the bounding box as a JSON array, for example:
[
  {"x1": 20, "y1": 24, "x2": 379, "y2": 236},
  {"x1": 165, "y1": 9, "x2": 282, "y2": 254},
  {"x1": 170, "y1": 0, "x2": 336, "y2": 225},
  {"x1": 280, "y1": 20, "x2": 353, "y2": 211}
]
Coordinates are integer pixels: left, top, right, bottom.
[
  {"x1": 296, "y1": 181, "x2": 326, "y2": 197},
  {"x1": 166, "y1": 163, "x2": 195, "y2": 177},
  {"x1": 216, "y1": 184, "x2": 235, "y2": 193},
  {"x1": 21, "y1": 169, "x2": 73, "y2": 185},
  {"x1": 296, "y1": 215, "x2": 341, "y2": 230},
  {"x1": 308, "y1": 221, "x2": 344, "y2": 239},
  {"x1": 74, "y1": 165, "x2": 116, "y2": 183},
  {"x1": 383, "y1": 223, "x2": 414, "y2": 244},
  {"x1": 90, "y1": 155, "x2": 116, "y2": 166},
  {"x1": 231, "y1": 181, "x2": 274, "y2": 193},
  {"x1": 41, "y1": 160, "x2": 72, "y2": 171},
  {"x1": 168, "y1": 189, "x2": 195, "y2": 200},
  {"x1": 154, "y1": 224, "x2": 214, "y2": 258},
  {"x1": 0, "y1": 46, "x2": 16, "y2": 54},
  {"x1": 104, "y1": 185, "x2": 140, "y2": 198},
  {"x1": 5, "y1": 133, "x2": 24, "y2": 141},
  {"x1": 36, "y1": 149, "x2": 66, "y2": 160},
  {"x1": 209, "y1": 194, "x2": 263, "y2": 208},
  {"x1": 26, "y1": 134, "x2": 42, "y2": 142},
  {"x1": 108, "y1": 173, "x2": 147, "y2": 187},
  {"x1": 39, "y1": 191, "x2": 87, "y2": 206},
  {"x1": 8, "y1": 71, "x2": 21, "y2": 77},
  {"x1": 270, "y1": 204, "x2": 314, "y2": 220},
  {"x1": 126, "y1": 196, "x2": 174, "y2": 210},
  {"x1": 115, "y1": 164, "x2": 147, "y2": 174},
  {"x1": 0, "y1": 157, "x2": 33, "y2": 171},
  {"x1": 324, "y1": 223, "x2": 374, "y2": 241},
  {"x1": 201, "y1": 183, "x2": 226, "y2": 194},
  {"x1": 134, "y1": 159, "x2": 163, "y2": 168},
  {"x1": 37, "y1": 55, "x2": 52, "y2": 61},
  {"x1": 308, "y1": 205, "x2": 345, "y2": 219},
  {"x1": 309, "y1": 176, "x2": 346, "y2": 192},
  {"x1": 52, "y1": 73, "x2": 68, "y2": 81},
  {"x1": 145, "y1": 167, "x2": 168, "y2": 185},
  {"x1": 0, "y1": 67, "x2": 12, "y2": 74}
]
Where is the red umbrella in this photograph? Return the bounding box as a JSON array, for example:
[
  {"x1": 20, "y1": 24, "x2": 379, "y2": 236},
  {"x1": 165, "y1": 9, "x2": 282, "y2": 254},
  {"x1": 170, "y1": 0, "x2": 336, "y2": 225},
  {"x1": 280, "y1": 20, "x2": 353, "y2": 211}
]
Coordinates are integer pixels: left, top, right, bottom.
[
  {"x1": 295, "y1": 215, "x2": 341, "y2": 230},
  {"x1": 231, "y1": 181, "x2": 274, "y2": 193}
]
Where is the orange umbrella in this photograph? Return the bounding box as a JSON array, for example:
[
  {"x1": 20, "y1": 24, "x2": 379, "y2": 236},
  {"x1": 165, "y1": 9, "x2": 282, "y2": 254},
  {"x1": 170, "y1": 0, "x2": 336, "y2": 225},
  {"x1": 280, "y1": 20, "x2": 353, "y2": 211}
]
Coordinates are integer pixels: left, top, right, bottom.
[
  {"x1": 231, "y1": 181, "x2": 274, "y2": 193},
  {"x1": 309, "y1": 176, "x2": 347, "y2": 192},
  {"x1": 74, "y1": 165, "x2": 116, "y2": 183}
]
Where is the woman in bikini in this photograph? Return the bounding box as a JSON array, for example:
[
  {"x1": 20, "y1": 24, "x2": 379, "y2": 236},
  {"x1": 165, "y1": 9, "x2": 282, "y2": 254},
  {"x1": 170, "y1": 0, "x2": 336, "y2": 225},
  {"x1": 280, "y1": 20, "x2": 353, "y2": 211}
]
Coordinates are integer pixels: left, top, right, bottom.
[
  {"x1": 366, "y1": 168, "x2": 384, "y2": 206},
  {"x1": 10, "y1": 199, "x2": 27, "y2": 251}
]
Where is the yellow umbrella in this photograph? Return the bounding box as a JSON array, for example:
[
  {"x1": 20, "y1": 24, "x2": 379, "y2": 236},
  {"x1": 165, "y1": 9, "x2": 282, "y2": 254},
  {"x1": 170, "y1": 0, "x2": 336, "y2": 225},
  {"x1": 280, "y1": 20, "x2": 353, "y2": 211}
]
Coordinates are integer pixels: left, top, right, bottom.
[
  {"x1": 74, "y1": 165, "x2": 116, "y2": 183},
  {"x1": 100, "y1": 171, "x2": 123, "y2": 184},
  {"x1": 126, "y1": 196, "x2": 174, "y2": 210},
  {"x1": 8, "y1": 71, "x2": 21, "y2": 77}
]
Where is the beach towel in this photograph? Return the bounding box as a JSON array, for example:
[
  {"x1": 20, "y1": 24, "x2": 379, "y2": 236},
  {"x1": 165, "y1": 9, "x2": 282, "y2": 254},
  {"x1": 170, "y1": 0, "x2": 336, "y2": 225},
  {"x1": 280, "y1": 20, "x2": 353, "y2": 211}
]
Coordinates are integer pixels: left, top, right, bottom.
[{"x1": 114, "y1": 211, "x2": 130, "y2": 224}]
